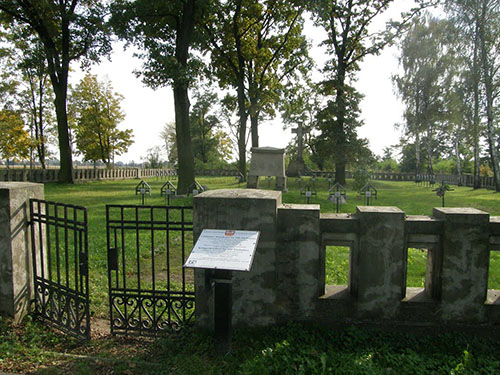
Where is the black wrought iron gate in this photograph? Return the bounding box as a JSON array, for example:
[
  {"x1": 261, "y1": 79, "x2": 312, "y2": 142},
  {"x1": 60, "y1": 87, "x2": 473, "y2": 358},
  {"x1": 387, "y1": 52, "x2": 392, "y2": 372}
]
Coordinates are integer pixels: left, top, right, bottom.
[
  {"x1": 106, "y1": 205, "x2": 195, "y2": 336},
  {"x1": 29, "y1": 199, "x2": 90, "y2": 340}
]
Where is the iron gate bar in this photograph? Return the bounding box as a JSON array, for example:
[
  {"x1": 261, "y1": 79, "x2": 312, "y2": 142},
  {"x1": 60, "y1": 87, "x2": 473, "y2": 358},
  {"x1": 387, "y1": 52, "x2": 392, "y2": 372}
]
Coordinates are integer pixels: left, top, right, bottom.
[
  {"x1": 106, "y1": 204, "x2": 195, "y2": 336},
  {"x1": 29, "y1": 199, "x2": 90, "y2": 340}
]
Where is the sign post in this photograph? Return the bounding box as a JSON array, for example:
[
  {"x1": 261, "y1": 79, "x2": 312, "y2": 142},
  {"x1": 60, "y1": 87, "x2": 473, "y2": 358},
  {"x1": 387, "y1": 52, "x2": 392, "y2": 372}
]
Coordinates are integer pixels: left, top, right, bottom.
[{"x1": 184, "y1": 229, "x2": 259, "y2": 355}]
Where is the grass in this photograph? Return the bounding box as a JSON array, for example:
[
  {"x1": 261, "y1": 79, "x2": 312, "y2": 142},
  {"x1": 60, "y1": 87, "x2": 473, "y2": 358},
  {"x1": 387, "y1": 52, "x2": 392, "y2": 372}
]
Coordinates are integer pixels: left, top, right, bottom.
[
  {"x1": 2, "y1": 176, "x2": 497, "y2": 374},
  {"x1": 2, "y1": 315, "x2": 500, "y2": 374}
]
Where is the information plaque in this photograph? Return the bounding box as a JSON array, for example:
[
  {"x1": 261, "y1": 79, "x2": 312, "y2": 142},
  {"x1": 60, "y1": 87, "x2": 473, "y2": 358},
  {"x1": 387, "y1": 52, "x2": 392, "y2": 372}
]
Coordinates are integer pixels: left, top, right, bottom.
[{"x1": 184, "y1": 229, "x2": 260, "y2": 272}]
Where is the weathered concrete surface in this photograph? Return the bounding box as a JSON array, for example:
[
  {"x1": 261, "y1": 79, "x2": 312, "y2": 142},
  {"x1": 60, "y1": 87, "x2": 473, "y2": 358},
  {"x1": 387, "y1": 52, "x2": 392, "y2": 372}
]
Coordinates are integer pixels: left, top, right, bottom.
[
  {"x1": 0, "y1": 182, "x2": 44, "y2": 322},
  {"x1": 277, "y1": 204, "x2": 321, "y2": 322},
  {"x1": 433, "y1": 207, "x2": 490, "y2": 323},
  {"x1": 247, "y1": 147, "x2": 286, "y2": 190},
  {"x1": 354, "y1": 206, "x2": 405, "y2": 318},
  {"x1": 193, "y1": 189, "x2": 282, "y2": 329}
]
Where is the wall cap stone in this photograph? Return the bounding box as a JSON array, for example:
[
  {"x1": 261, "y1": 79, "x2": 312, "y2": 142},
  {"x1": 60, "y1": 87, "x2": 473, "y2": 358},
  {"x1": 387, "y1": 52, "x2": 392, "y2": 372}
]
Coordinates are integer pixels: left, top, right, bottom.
[
  {"x1": 280, "y1": 203, "x2": 320, "y2": 211},
  {"x1": 0, "y1": 181, "x2": 42, "y2": 190},
  {"x1": 195, "y1": 189, "x2": 281, "y2": 200},
  {"x1": 356, "y1": 206, "x2": 404, "y2": 214},
  {"x1": 433, "y1": 207, "x2": 488, "y2": 215}
]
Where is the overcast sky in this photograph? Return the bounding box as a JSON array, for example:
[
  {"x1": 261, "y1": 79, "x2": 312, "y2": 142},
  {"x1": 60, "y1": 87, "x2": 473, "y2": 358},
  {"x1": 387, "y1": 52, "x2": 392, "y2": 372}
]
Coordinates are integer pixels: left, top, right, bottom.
[{"x1": 72, "y1": 3, "x2": 422, "y2": 164}]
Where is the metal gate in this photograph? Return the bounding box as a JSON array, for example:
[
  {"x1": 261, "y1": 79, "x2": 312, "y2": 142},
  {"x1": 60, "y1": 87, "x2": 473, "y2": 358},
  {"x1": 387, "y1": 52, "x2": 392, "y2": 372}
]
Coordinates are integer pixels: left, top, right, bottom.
[
  {"x1": 29, "y1": 199, "x2": 90, "y2": 340},
  {"x1": 106, "y1": 205, "x2": 195, "y2": 336}
]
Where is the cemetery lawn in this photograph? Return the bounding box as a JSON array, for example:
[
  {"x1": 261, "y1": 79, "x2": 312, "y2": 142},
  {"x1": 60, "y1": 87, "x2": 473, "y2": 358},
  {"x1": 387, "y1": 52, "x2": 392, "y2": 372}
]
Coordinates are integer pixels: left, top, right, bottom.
[{"x1": 2, "y1": 176, "x2": 500, "y2": 374}]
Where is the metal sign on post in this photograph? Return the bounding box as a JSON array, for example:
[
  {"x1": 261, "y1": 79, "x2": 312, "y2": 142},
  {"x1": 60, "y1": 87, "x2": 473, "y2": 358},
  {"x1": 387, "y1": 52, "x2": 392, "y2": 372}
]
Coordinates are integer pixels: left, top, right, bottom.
[
  {"x1": 135, "y1": 180, "x2": 151, "y2": 205},
  {"x1": 185, "y1": 229, "x2": 260, "y2": 355},
  {"x1": 360, "y1": 183, "x2": 377, "y2": 206},
  {"x1": 328, "y1": 182, "x2": 347, "y2": 213},
  {"x1": 160, "y1": 180, "x2": 177, "y2": 205}
]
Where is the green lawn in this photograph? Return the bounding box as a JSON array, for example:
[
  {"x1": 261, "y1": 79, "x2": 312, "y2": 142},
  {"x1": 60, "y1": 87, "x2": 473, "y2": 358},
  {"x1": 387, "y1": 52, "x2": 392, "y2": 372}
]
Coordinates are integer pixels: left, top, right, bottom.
[{"x1": 42, "y1": 176, "x2": 500, "y2": 317}]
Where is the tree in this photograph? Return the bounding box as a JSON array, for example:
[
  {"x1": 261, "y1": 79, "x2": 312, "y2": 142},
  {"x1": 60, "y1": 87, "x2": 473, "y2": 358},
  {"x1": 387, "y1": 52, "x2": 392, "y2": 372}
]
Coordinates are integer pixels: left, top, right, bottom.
[
  {"x1": 70, "y1": 74, "x2": 133, "y2": 167},
  {"x1": 0, "y1": 1, "x2": 111, "y2": 182},
  {"x1": 0, "y1": 110, "x2": 32, "y2": 167},
  {"x1": 314, "y1": 84, "x2": 373, "y2": 174},
  {"x1": 160, "y1": 122, "x2": 178, "y2": 168},
  {"x1": 446, "y1": 0, "x2": 500, "y2": 191},
  {"x1": 309, "y1": 0, "x2": 433, "y2": 184},
  {"x1": 142, "y1": 146, "x2": 164, "y2": 169},
  {"x1": 393, "y1": 16, "x2": 455, "y2": 175},
  {"x1": 0, "y1": 26, "x2": 56, "y2": 169},
  {"x1": 110, "y1": 0, "x2": 209, "y2": 193},
  {"x1": 204, "y1": 0, "x2": 309, "y2": 178},
  {"x1": 190, "y1": 89, "x2": 233, "y2": 168}
]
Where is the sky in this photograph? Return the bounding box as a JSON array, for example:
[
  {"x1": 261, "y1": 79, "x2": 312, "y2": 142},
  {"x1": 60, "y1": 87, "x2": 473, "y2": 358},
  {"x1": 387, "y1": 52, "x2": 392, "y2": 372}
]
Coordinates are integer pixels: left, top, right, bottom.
[{"x1": 72, "y1": 3, "x2": 416, "y2": 164}]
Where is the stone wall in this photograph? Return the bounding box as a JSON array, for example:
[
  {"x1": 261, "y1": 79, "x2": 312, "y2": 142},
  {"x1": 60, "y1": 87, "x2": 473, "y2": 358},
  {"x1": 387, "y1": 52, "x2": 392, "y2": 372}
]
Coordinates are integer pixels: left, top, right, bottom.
[{"x1": 194, "y1": 189, "x2": 500, "y2": 331}]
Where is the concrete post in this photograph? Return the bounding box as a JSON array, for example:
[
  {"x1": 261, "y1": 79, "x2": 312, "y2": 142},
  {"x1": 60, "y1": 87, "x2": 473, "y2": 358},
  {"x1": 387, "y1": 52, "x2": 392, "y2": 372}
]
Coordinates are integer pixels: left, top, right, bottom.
[
  {"x1": 0, "y1": 182, "x2": 44, "y2": 322},
  {"x1": 354, "y1": 206, "x2": 406, "y2": 318},
  {"x1": 433, "y1": 207, "x2": 490, "y2": 322},
  {"x1": 276, "y1": 204, "x2": 321, "y2": 321},
  {"x1": 193, "y1": 189, "x2": 281, "y2": 329}
]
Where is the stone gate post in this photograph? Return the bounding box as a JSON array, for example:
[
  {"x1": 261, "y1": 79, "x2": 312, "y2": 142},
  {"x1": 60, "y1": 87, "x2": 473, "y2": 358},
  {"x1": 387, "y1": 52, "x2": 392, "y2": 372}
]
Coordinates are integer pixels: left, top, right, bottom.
[{"x1": 0, "y1": 182, "x2": 44, "y2": 322}]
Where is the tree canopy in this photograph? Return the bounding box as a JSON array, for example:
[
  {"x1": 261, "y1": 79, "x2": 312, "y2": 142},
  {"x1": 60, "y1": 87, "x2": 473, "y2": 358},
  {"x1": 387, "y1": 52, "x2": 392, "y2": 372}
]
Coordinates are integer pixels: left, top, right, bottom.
[
  {"x1": 0, "y1": 0, "x2": 111, "y2": 181},
  {"x1": 70, "y1": 74, "x2": 133, "y2": 167}
]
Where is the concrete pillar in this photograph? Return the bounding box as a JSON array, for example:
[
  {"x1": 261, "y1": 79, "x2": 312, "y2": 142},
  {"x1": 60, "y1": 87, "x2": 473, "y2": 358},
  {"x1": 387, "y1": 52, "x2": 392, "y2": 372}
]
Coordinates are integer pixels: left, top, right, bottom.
[
  {"x1": 433, "y1": 207, "x2": 490, "y2": 322},
  {"x1": 276, "y1": 204, "x2": 321, "y2": 321},
  {"x1": 354, "y1": 206, "x2": 406, "y2": 318},
  {"x1": 193, "y1": 189, "x2": 281, "y2": 329},
  {"x1": 0, "y1": 182, "x2": 44, "y2": 322}
]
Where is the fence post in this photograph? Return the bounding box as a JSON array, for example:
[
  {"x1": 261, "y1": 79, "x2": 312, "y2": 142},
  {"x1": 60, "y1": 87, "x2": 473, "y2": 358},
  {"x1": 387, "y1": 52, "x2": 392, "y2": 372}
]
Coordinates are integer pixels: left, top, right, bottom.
[{"x1": 0, "y1": 182, "x2": 44, "y2": 322}]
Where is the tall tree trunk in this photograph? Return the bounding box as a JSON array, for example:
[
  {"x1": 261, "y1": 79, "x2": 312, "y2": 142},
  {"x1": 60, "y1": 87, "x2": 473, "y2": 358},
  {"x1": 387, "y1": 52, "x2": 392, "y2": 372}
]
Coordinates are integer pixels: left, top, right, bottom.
[
  {"x1": 415, "y1": 132, "x2": 421, "y2": 174},
  {"x1": 234, "y1": 0, "x2": 248, "y2": 180},
  {"x1": 479, "y1": 1, "x2": 500, "y2": 192},
  {"x1": 473, "y1": 21, "x2": 481, "y2": 189},
  {"x1": 174, "y1": 0, "x2": 196, "y2": 194},
  {"x1": 236, "y1": 81, "x2": 248, "y2": 179},
  {"x1": 250, "y1": 102, "x2": 259, "y2": 148},
  {"x1": 52, "y1": 84, "x2": 73, "y2": 183},
  {"x1": 334, "y1": 65, "x2": 347, "y2": 185},
  {"x1": 173, "y1": 84, "x2": 195, "y2": 193},
  {"x1": 454, "y1": 136, "x2": 462, "y2": 177}
]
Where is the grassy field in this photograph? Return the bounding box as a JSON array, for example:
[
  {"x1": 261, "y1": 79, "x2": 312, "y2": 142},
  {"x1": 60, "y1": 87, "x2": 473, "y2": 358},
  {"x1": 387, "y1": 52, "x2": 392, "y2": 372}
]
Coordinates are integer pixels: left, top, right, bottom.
[{"x1": 2, "y1": 176, "x2": 500, "y2": 374}]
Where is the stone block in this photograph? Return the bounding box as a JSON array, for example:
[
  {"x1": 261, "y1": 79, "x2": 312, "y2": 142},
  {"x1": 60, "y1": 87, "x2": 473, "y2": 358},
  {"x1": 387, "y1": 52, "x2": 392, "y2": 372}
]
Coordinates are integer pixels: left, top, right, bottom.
[
  {"x1": 193, "y1": 189, "x2": 281, "y2": 329},
  {"x1": 354, "y1": 206, "x2": 405, "y2": 318},
  {"x1": 0, "y1": 182, "x2": 44, "y2": 322},
  {"x1": 433, "y1": 207, "x2": 490, "y2": 322},
  {"x1": 277, "y1": 204, "x2": 321, "y2": 322},
  {"x1": 247, "y1": 147, "x2": 287, "y2": 191}
]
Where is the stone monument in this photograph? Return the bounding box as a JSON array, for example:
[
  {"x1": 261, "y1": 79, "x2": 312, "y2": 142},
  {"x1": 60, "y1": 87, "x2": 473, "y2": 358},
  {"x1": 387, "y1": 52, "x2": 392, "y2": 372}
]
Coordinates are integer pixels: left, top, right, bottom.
[
  {"x1": 286, "y1": 122, "x2": 309, "y2": 177},
  {"x1": 247, "y1": 147, "x2": 287, "y2": 191}
]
